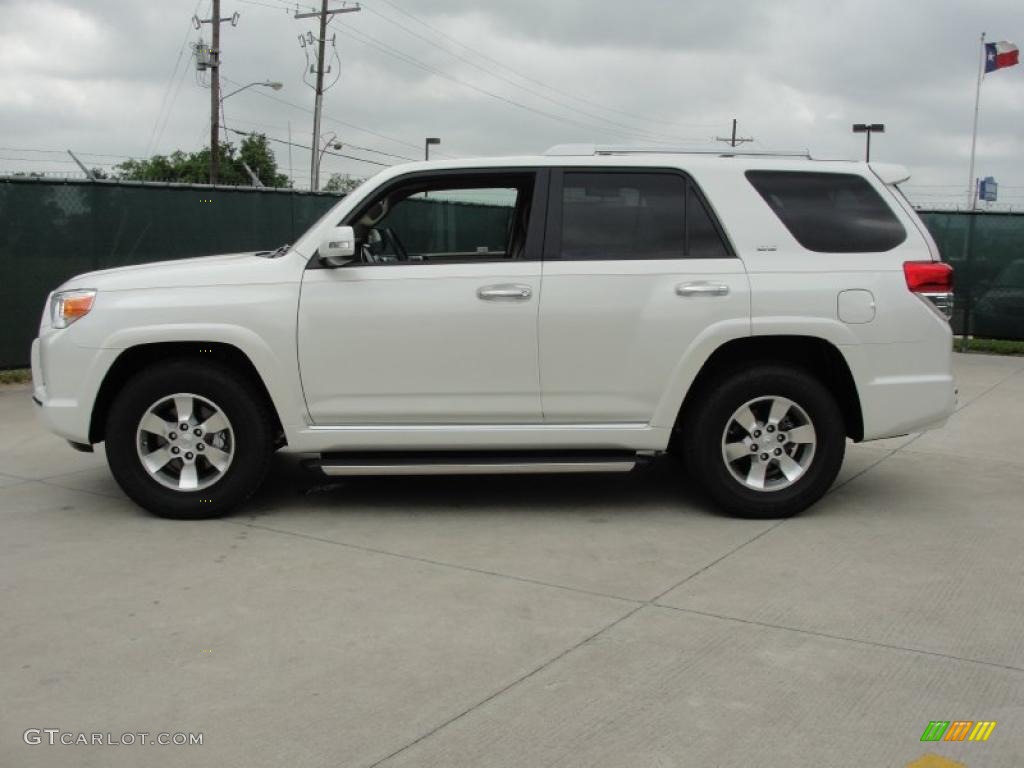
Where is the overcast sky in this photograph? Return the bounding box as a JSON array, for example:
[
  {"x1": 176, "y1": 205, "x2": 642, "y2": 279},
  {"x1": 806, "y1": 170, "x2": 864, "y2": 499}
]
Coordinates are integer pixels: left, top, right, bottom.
[{"x1": 1, "y1": 0, "x2": 1021, "y2": 207}]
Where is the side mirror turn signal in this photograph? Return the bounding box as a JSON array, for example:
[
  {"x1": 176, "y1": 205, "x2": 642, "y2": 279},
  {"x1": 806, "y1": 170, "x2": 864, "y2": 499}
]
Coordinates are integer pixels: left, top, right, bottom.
[{"x1": 320, "y1": 226, "x2": 356, "y2": 267}]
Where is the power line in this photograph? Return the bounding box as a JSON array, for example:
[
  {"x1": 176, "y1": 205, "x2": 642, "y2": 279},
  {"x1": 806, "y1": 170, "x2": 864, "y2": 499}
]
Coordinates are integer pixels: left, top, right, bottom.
[
  {"x1": 225, "y1": 117, "x2": 414, "y2": 160},
  {"x1": 715, "y1": 119, "x2": 754, "y2": 148},
  {"x1": 365, "y1": 0, "x2": 721, "y2": 132},
  {"x1": 328, "y1": 19, "x2": 706, "y2": 144},
  {"x1": 240, "y1": 0, "x2": 708, "y2": 144},
  {"x1": 0, "y1": 147, "x2": 141, "y2": 160},
  {"x1": 0, "y1": 156, "x2": 120, "y2": 166},
  {"x1": 147, "y1": 0, "x2": 205, "y2": 157},
  {"x1": 226, "y1": 127, "x2": 391, "y2": 166},
  {"x1": 294, "y1": 1, "x2": 362, "y2": 191},
  {"x1": 355, "y1": 3, "x2": 699, "y2": 145},
  {"x1": 222, "y1": 0, "x2": 461, "y2": 157},
  {"x1": 152, "y1": 34, "x2": 199, "y2": 156},
  {"x1": 220, "y1": 74, "x2": 433, "y2": 156}
]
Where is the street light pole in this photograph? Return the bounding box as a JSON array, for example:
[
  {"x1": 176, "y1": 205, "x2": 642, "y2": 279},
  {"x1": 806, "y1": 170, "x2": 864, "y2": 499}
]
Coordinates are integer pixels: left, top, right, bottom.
[
  {"x1": 425, "y1": 137, "x2": 440, "y2": 160},
  {"x1": 319, "y1": 133, "x2": 343, "y2": 178},
  {"x1": 852, "y1": 123, "x2": 885, "y2": 162}
]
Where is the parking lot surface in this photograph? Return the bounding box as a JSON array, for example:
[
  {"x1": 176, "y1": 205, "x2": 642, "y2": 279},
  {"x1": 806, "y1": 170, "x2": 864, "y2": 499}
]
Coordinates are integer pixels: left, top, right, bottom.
[{"x1": 3, "y1": 353, "x2": 1023, "y2": 768}]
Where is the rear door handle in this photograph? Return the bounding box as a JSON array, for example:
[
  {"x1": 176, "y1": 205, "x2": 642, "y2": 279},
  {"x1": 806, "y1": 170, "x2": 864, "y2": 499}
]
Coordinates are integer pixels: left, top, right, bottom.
[
  {"x1": 477, "y1": 284, "x2": 532, "y2": 301},
  {"x1": 676, "y1": 282, "x2": 730, "y2": 297}
]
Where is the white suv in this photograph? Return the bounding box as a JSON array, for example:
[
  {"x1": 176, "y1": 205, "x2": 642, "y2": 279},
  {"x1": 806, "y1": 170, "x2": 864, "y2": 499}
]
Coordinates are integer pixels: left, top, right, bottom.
[{"x1": 31, "y1": 145, "x2": 956, "y2": 519}]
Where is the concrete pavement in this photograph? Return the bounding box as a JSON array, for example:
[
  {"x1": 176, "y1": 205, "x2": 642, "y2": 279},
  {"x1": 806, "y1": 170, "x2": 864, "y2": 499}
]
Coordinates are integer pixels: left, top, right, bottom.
[{"x1": 2, "y1": 353, "x2": 1023, "y2": 767}]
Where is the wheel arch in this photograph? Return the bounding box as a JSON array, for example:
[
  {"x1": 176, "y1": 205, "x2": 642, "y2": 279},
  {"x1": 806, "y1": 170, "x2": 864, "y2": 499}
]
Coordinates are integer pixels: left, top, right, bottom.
[
  {"x1": 88, "y1": 342, "x2": 285, "y2": 445},
  {"x1": 672, "y1": 335, "x2": 864, "y2": 443}
]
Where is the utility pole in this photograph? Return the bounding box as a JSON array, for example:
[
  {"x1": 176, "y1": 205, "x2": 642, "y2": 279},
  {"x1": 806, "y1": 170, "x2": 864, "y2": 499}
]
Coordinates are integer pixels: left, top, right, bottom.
[
  {"x1": 715, "y1": 119, "x2": 753, "y2": 148},
  {"x1": 194, "y1": 4, "x2": 240, "y2": 184},
  {"x1": 295, "y1": 2, "x2": 360, "y2": 191},
  {"x1": 211, "y1": 0, "x2": 221, "y2": 184}
]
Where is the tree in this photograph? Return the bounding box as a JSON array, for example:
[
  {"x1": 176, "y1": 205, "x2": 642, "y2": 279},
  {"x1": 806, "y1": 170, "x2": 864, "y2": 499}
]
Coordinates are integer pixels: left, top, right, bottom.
[
  {"x1": 324, "y1": 173, "x2": 364, "y2": 194},
  {"x1": 115, "y1": 134, "x2": 290, "y2": 187},
  {"x1": 237, "y1": 135, "x2": 289, "y2": 187}
]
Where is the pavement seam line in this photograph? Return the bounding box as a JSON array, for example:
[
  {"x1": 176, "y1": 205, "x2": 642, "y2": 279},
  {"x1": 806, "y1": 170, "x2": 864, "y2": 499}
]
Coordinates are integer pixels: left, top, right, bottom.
[
  {"x1": 225, "y1": 519, "x2": 642, "y2": 606},
  {"x1": 652, "y1": 603, "x2": 1024, "y2": 674},
  {"x1": 38, "y1": 478, "x2": 125, "y2": 500},
  {"x1": 646, "y1": 436, "x2": 919, "y2": 603},
  {"x1": 952, "y1": 363, "x2": 1024, "y2": 414},
  {"x1": 0, "y1": 469, "x2": 36, "y2": 482},
  {"x1": 648, "y1": 520, "x2": 786, "y2": 602},
  {"x1": 365, "y1": 605, "x2": 645, "y2": 768}
]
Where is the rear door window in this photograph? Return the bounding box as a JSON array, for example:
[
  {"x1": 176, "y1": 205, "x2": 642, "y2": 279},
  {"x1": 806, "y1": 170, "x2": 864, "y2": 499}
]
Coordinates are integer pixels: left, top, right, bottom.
[
  {"x1": 746, "y1": 171, "x2": 906, "y2": 253},
  {"x1": 557, "y1": 171, "x2": 732, "y2": 260}
]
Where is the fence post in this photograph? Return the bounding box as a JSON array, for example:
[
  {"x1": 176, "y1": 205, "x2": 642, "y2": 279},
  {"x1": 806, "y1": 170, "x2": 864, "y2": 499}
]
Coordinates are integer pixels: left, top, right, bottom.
[{"x1": 958, "y1": 211, "x2": 977, "y2": 352}]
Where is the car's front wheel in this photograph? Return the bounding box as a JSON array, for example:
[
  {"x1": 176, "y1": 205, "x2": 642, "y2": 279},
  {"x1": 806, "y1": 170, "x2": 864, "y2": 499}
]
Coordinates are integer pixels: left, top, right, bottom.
[
  {"x1": 683, "y1": 365, "x2": 846, "y2": 518},
  {"x1": 105, "y1": 360, "x2": 273, "y2": 519}
]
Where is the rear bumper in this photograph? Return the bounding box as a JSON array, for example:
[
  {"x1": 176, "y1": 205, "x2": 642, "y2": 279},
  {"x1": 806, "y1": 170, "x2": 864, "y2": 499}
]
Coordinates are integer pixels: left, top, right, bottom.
[
  {"x1": 859, "y1": 372, "x2": 956, "y2": 439},
  {"x1": 849, "y1": 339, "x2": 956, "y2": 441}
]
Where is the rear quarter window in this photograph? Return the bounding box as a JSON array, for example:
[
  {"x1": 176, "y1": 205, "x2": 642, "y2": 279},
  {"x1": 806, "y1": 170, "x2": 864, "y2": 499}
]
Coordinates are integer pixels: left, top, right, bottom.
[{"x1": 746, "y1": 170, "x2": 906, "y2": 253}]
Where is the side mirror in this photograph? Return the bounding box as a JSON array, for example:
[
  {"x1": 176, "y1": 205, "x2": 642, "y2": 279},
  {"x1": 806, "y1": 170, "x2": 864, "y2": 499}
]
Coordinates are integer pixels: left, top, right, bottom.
[{"x1": 319, "y1": 225, "x2": 356, "y2": 267}]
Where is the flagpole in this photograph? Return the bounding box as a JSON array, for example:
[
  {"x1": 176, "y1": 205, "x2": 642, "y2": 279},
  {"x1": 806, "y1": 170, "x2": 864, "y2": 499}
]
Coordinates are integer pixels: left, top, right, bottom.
[
  {"x1": 966, "y1": 32, "x2": 986, "y2": 210},
  {"x1": 959, "y1": 32, "x2": 986, "y2": 351}
]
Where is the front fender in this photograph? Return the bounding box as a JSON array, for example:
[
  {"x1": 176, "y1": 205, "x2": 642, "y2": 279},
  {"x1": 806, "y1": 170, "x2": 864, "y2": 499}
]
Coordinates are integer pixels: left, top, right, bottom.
[{"x1": 94, "y1": 323, "x2": 309, "y2": 437}]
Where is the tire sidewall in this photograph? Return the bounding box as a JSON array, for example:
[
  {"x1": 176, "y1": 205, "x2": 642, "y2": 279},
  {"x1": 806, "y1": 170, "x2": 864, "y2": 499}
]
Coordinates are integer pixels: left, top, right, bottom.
[{"x1": 105, "y1": 361, "x2": 271, "y2": 518}]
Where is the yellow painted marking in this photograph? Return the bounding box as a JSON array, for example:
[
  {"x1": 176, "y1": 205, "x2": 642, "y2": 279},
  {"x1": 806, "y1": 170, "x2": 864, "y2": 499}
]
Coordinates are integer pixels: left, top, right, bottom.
[{"x1": 906, "y1": 754, "x2": 967, "y2": 768}]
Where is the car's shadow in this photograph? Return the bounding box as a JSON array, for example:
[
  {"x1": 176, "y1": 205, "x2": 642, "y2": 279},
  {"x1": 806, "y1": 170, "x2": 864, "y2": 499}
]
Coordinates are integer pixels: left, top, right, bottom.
[{"x1": 241, "y1": 452, "x2": 719, "y2": 521}]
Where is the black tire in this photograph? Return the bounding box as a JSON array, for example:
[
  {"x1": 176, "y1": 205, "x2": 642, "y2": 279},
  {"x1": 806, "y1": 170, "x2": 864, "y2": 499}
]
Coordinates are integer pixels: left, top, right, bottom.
[
  {"x1": 682, "y1": 365, "x2": 845, "y2": 519},
  {"x1": 105, "y1": 359, "x2": 273, "y2": 519}
]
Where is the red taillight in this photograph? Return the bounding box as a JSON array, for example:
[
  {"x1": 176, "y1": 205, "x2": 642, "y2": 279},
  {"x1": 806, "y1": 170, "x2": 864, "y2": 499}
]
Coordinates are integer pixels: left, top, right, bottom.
[{"x1": 903, "y1": 261, "x2": 953, "y2": 294}]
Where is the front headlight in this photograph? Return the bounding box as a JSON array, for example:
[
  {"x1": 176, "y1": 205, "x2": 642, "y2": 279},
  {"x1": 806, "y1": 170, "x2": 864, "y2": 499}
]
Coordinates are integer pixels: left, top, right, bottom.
[{"x1": 50, "y1": 289, "x2": 97, "y2": 329}]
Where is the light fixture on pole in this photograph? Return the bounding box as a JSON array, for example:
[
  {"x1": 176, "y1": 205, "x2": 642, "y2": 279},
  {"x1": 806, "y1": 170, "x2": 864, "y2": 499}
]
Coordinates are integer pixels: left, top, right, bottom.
[
  {"x1": 318, "y1": 132, "x2": 343, "y2": 182},
  {"x1": 852, "y1": 123, "x2": 884, "y2": 162},
  {"x1": 219, "y1": 81, "x2": 284, "y2": 141},
  {"x1": 425, "y1": 137, "x2": 440, "y2": 161},
  {"x1": 221, "y1": 80, "x2": 284, "y2": 101}
]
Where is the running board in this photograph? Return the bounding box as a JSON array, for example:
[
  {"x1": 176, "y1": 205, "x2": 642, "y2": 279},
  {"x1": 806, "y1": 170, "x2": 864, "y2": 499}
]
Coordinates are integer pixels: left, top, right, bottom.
[{"x1": 317, "y1": 450, "x2": 640, "y2": 477}]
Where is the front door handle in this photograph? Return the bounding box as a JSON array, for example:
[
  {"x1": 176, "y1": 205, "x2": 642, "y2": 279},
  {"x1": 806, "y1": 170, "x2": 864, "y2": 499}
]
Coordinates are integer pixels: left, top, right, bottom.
[
  {"x1": 676, "y1": 282, "x2": 730, "y2": 297},
  {"x1": 477, "y1": 284, "x2": 532, "y2": 301}
]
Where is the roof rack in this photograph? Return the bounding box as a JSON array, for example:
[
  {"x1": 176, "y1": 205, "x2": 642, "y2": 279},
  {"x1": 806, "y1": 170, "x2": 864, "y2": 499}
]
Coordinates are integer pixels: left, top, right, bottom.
[{"x1": 544, "y1": 143, "x2": 813, "y2": 159}]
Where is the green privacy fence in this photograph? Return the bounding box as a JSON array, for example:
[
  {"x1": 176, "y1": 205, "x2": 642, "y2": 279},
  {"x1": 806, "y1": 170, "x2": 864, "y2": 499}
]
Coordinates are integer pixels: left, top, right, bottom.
[
  {"x1": 0, "y1": 178, "x2": 342, "y2": 368},
  {"x1": 384, "y1": 198, "x2": 514, "y2": 254},
  {"x1": 2, "y1": 179, "x2": 1023, "y2": 368},
  {"x1": 918, "y1": 211, "x2": 1024, "y2": 341}
]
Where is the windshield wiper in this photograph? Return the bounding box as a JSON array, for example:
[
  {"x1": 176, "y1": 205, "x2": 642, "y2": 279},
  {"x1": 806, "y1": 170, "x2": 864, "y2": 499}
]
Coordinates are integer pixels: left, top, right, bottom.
[{"x1": 267, "y1": 244, "x2": 290, "y2": 258}]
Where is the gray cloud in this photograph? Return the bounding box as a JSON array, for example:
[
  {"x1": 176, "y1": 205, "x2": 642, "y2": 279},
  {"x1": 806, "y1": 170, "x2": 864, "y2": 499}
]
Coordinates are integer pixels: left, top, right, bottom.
[{"x1": 0, "y1": 0, "x2": 1021, "y2": 206}]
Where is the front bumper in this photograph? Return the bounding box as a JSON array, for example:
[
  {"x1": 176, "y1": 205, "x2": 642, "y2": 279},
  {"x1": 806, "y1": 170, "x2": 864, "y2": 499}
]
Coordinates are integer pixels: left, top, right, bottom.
[{"x1": 31, "y1": 336, "x2": 117, "y2": 445}]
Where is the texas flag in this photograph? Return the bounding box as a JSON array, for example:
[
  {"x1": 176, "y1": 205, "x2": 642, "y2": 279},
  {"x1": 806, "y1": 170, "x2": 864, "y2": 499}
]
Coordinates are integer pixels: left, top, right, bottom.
[{"x1": 985, "y1": 41, "x2": 1019, "y2": 73}]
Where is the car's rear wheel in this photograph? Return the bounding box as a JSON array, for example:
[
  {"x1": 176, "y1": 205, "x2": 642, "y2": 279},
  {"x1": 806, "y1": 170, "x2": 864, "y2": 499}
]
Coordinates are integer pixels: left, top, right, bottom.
[
  {"x1": 105, "y1": 360, "x2": 272, "y2": 519},
  {"x1": 683, "y1": 365, "x2": 845, "y2": 518}
]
